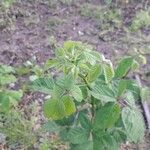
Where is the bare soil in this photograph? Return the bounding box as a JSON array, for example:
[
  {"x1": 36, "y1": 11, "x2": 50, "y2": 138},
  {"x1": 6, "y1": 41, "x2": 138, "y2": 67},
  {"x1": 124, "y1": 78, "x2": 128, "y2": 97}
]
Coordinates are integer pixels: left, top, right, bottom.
[{"x1": 0, "y1": 0, "x2": 150, "y2": 149}]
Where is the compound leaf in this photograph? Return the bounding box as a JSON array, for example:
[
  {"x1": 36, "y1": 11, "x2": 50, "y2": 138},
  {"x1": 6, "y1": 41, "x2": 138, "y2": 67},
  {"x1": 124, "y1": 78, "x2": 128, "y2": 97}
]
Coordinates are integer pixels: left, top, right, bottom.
[
  {"x1": 62, "y1": 96, "x2": 76, "y2": 116},
  {"x1": 29, "y1": 77, "x2": 54, "y2": 94},
  {"x1": 115, "y1": 57, "x2": 133, "y2": 78},
  {"x1": 122, "y1": 107, "x2": 145, "y2": 143},
  {"x1": 70, "y1": 85, "x2": 83, "y2": 102},
  {"x1": 93, "y1": 102, "x2": 120, "y2": 130},
  {"x1": 43, "y1": 99, "x2": 66, "y2": 120},
  {"x1": 68, "y1": 127, "x2": 89, "y2": 144},
  {"x1": 87, "y1": 64, "x2": 101, "y2": 83}
]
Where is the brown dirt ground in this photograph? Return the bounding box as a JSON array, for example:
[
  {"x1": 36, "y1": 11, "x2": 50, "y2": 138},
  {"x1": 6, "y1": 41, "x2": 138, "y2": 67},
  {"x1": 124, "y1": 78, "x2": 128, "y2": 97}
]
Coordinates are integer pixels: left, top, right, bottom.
[{"x1": 0, "y1": 0, "x2": 150, "y2": 149}]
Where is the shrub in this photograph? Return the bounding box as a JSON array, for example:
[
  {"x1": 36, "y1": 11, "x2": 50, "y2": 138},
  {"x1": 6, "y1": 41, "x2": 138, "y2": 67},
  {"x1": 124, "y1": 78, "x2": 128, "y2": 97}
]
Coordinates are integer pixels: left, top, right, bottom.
[{"x1": 30, "y1": 41, "x2": 146, "y2": 150}]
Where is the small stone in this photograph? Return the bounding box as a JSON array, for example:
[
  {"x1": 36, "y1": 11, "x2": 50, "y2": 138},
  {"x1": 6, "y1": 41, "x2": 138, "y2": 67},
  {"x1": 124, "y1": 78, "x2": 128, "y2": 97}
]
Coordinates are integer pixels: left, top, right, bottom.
[{"x1": 78, "y1": 30, "x2": 84, "y2": 36}]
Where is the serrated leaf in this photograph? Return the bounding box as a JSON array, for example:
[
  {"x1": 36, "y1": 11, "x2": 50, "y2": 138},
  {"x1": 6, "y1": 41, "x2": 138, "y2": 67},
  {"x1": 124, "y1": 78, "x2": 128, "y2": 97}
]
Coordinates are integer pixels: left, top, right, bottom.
[
  {"x1": 60, "y1": 128, "x2": 69, "y2": 142},
  {"x1": 70, "y1": 85, "x2": 83, "y2": 102},
  {"x1": 62, "y1": 96, "x2": 76, "y2": 116},
  {"x1": 0, "y1": 90, "x2": 22, "y2": 112},
  {"x1": 102, "y1": 134, "x2": 119, "y2": 150},
  {"x1": 64, "y1": 41, "x2": 77, "y2": 52},
  {"x1": 91, "y1": 83, "x2": 116, "y2": 102},
  {"x1": 111, "y1": 129, "x2": 127, "y2": 143},
  {"x1": 78, "y1": 112, "x2": 91, "y2": 130},
  {"x1": 43, "y1": 99, "x2": 66, "y2": 120},
  {"x1": 56, "y1": 74, "x2": 74, "y2": 90},
  {"x1": 87, "y1": 64, "x2": 101, "y2": 83},
  {"x1": 140, "y1": 87, "x2": 150, "y2": 102},
  {"x1": 43, "y1": 96, "x2": 76, "y2": 120},
  {"x1": 80, "y1": 85, "x2": 88, "y2": 99},
  {"x1": 84, "y1": 51, "x2": 97, "y2": 65},
  {"x1": 44, "y1": 59, "x2": 58, "y2": 70},
  {"x1": 117, "y1": 80, "x2": 127, "y2": 97},
  {"x1": 93, "y1": 102, "x2": 120, "y2": 130},
  {"x1": 122, "y1": 107, "x2": 145, "y2": 143},
  {"x1": 29, "y1": 77, "x2": 54, "y2": 94},
  {"x1": 71, "y1": 141, "x2": 93, "y2": 150},
  {"x1": 43, "y1": 121, "x2": 60, "y2": 133},
  {"x1": 68, "y1": 127, "x2": 89, "y2": 144},
  {"x1": 126, "y1": 80, "x2": 140, "y2": 100},
  {"x1": 115, "y1": 57, "x2": 133, "y2": 78},
  {"x1": 103, "y1": 61, "x2": 114, "y2": 83},
  {"x1": 52, "y1": 85, "x2": 64, "y2": 99},
  {"x1": 125, "y1": 92, "x2": 136, "y2": 107}
]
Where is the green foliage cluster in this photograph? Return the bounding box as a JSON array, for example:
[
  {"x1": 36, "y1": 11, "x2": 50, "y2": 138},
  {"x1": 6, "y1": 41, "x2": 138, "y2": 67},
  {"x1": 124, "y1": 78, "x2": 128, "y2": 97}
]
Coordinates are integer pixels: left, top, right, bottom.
[
  {"x1": 80, "y1": 3, "x2": 122, "y2": 29},
  {"x1": 30, "y1": 41, "x2": 146, "y2": 150},
  {"x1": 0, "y1": 108, "x2": 37, "y2": 149},
  {"x1": 0, "y1": 64, "x2": 23, "y2": 113},
  {"x1": 130, "y1": 9, "x2": 150, "y2": 31}
]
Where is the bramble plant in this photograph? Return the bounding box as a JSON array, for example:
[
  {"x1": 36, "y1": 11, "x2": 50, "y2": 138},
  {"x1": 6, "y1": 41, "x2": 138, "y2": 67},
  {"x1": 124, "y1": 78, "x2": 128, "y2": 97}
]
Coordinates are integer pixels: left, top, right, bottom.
[
  {"x1": 30, "y1": 41, "x2": 146, "y2": 150},
  {"x1": 0, "y1": 64, "x2": 23, "y2": 113}
]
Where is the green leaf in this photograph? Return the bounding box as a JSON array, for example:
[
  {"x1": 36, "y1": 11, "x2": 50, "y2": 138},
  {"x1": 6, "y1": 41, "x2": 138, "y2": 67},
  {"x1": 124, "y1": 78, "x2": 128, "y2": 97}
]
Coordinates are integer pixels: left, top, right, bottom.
[
  {"x1": 64, "y1": 41, "x2": 77, "y2": 52},
  {"x1": 87, "y1": 64, "x2": 101, "y2": 82},
  {"x1": 52, "y1": 85, "x2": 64, "y2": 99},
  {"x1": 78, "y1": 112, "x2": 91, "y2": 130},
  {"x1": 44, "y1": 59, "x2": 58, "y2": 70},
  {"x1": 29, "y1": 77, "x2": 54, "y2": 94},
  {"x1": 111, "y1": 129, "x2": 127, "y2": 143},
  {"x1": 0, "y1": 93, "x2": 9, "y2": 113},
  {"x1": 91, "y1": 83, "x2": 116, "y2": 102},
  {"x1": 103, "y1": 62, "x2": 114, "y2": 83},
  {"x1": 43, "y1": 96, "x2": 76, "y2": 120},
  {"x1": 93, "y1": 102, "x2": 120, "y2": 130},
  {"x1": 56, "y1": 74, "x2": 74, "y2": 90},
  {"x1": 70, "y1": 85, "x2": 83, "y2": 102},
  {"x1": 125, "y1": 92, "x2": 136, "y2": 107},
  {"x1": 115, "y1": 57, "x2": 133, "y2": 78},
  {"x1": 117, "y1": 80, "x2": 127, "y2": 97},
  {"x1": 68, "y1": 127, "x2": 89, "y2": 144},
  {"x1": 0, "y1": 64, "x2": 15, "y2": 74},
  {"x1": 56, "y1": 115, "x2": 74, "y2": 126},
  {"x1": 15, "y1": 66, "x2": 31, "y2": 76},
  {"x1": 6, "y1": 90, "x2": 23, "y2": 104},
  {"x1": 122, "y1": 107, "x2": 145, "y2": 143},
  {"x1": 0, "y1": 74, "x2": 16, "y2": 85},
  {"x1": 93, "y1": 131, "x2": 119, "y2": 150},
  {"x1": 126, "y1": 80, "x2": 140, "y2": 100},
  {"x1": 102, "y1": 134, "x2": 119, "y2": 150},
  {"x1": 0, "y1": 90, "x2": 22, "y2": 113},
  {"x1": 60, "y1": 128, "x2": 69, "y2": 142},
  {"x1": 62, "y1": 96, "x2": 76, "y2": 116},
  {"x1": 43, "y1": 99, "x2": 66, "y2": 120},
  {"x1": 43, "y1": 121, "x2": 60, "y2": 133},
  {"x1": 80, "y1": 85, "x2": 88, "y2": 99},
  {"x1": 71, "y1": 141, "x2": 93, "y2": 150},
  {"x1": 140, "y1": 87, "x2": 150, "y2": 102}
]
